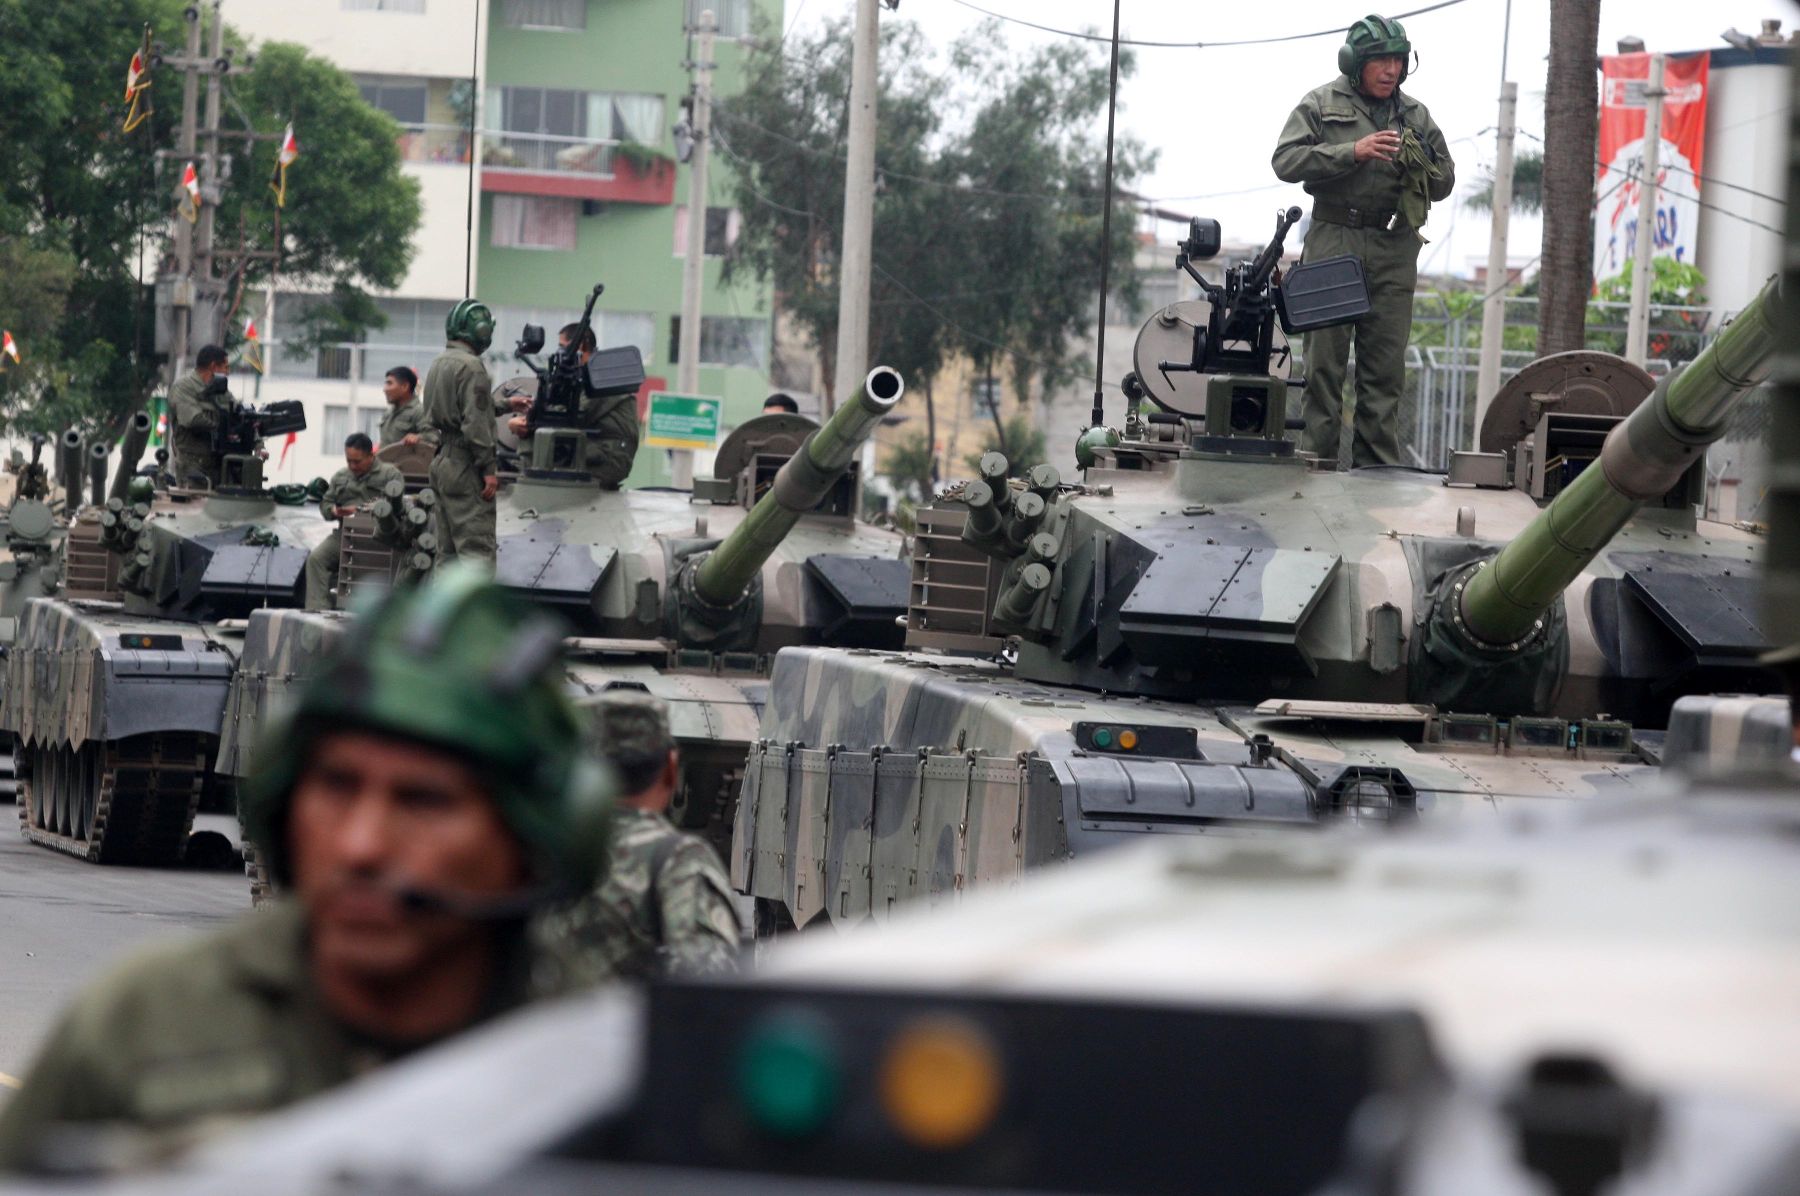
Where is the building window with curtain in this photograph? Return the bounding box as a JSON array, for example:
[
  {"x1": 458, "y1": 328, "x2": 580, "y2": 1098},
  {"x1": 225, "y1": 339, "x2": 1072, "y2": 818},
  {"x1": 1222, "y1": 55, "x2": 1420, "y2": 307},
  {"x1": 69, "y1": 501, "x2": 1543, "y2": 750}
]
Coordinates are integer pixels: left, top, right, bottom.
[
  {"x1": 355, "y1": 75, "x2": 429, "y2": 126},
  {"x1": 500, "y1": 0, "x2": 585, "y2": 30},
  {"x1": 673, "y1": 206, "x2": 740, "y2": 257},
  {"x1": 491, "y1": 195, "x2": 579, "y2": 250},
  {"x1": 668, "y1": 316, "x2": 769, "y2": 370},
  {"x1": 594, "y1": 92, "x2": 665, "y2": 147},
  {"x1": 686, "y1": 0, "x2": 749, "y2": 37},
  {"x1": 320, "y1": 405, "x2": 350, "y2": 452}
]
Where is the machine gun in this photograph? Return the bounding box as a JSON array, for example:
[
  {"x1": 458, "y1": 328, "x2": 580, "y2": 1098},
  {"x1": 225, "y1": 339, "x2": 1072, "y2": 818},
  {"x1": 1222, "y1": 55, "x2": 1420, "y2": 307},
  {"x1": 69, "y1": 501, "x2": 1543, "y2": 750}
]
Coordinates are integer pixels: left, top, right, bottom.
[
  {"x1": 210, "y1": 397, "x2": 307, "y2": 461},
  {"x1": 511, "y1": 283, "x2": 646, "y2": 475}
]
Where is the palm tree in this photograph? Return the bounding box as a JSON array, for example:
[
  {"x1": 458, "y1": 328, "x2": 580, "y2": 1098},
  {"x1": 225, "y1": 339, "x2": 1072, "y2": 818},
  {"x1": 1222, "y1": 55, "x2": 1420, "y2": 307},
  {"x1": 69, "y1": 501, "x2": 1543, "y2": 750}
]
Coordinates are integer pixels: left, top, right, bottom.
[{"x1": 1537, "y1": 0, "x2": 1603, "y2": 356}]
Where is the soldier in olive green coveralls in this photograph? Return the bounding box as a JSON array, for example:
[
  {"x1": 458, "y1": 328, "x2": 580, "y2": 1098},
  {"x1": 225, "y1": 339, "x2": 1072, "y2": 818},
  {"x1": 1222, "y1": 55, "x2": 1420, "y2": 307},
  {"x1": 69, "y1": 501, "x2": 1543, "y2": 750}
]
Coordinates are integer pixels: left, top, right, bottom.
[
  {"x1": 0, "y1": 569, "x2": 615, "y2": 1172},
  {"x1": 1272, "y1": 14, "x2": 1454, "y2": 468},
  {"x1": 378, "y1": 365, "x2": 436, "y2": 450},
  {"x1": 167, "y1": 344, "x2": 236, "y2": 487},
  {"x1": 423, "y1": 301, "x2": 500, "y2": 567},
  {"x1": 506, "y1": 324, "x2": 640, "y2": 488},
  {"x1": 534, "y1": 691, "x2": 742, "y2": 987},
  {"x1": 303, "y1": 432, "x2": 404, "y2": 610}
]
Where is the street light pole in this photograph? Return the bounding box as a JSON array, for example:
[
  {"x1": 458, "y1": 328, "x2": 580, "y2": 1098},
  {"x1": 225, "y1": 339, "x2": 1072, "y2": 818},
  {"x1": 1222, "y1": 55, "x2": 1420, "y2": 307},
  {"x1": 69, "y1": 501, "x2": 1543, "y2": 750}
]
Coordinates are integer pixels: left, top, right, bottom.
[
  {"x1": 675, "y1": 9, "x2": 717, "y2": 490},
  {"x1": 831, "y1": 0, "x2": 879, "y2": 417}
]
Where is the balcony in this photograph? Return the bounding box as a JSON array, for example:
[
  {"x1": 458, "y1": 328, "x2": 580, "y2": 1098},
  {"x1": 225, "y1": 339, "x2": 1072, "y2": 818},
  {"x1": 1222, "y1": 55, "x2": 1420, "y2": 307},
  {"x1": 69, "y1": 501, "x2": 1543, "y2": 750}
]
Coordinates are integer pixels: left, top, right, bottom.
[
  {"x1": 478, "y1": 130, "x2": 675, "y2": 204},
  {"x1": 393, "y1": 123, "x2": 474, "y2": 165}
]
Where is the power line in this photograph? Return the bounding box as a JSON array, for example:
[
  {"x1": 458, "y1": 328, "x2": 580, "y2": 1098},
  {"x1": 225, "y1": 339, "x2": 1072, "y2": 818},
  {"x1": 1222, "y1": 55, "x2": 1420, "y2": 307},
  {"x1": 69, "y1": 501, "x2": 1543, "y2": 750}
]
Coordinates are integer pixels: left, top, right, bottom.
[
  {"x1": 1517, "y1": 129, "x2": 1788, "y2": 209},
  {"x1": 941, "y1": 0, "x2": 1474, "y2": 50}
]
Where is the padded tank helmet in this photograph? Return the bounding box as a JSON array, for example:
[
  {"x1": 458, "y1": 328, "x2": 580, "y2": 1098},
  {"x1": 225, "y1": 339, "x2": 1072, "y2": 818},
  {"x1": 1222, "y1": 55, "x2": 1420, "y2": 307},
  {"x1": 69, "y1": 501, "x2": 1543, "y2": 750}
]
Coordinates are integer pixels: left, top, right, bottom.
[
  {"x1": 446, "y1": 298, "x2": 497, "y2": 355},
  {"x1": 241, "y1": 564, "x2": 613, "y2": 894},
  {"x1": 1339, "y1": 14, "x2": 1411, "y2": 84}
]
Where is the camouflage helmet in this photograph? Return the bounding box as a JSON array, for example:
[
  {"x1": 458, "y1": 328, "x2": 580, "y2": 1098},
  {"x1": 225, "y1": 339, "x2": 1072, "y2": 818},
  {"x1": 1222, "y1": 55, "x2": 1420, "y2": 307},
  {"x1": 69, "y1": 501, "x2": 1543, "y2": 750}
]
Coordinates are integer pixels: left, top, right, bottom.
[
  {"x1": 241, "y1": 564, "x2": 613, "y2": 892},
  {"x1": 1339, "y1": 14, "x2": 1411, "y2": 84},
  {"x1": 590, "y1": 689, "x2": 675, "y2": 794},
  {"x1": 446, "y1": 298, "x2": 496, "y2": 355}
]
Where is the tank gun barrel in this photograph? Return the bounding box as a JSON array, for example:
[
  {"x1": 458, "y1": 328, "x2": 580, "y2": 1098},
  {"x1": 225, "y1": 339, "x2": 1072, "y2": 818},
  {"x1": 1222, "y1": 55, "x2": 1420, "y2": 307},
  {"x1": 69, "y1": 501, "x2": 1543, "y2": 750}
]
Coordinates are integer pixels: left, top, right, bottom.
[
  {"x1": 693, "y1": 366, "x2": 904, "y2": 608},
  {"x1": 59, "y1": 430, "x2": 83, "y2": 513},
  {"x1": 110, "y1": 412, "x2": 153, "y2": 503},
  {"x1": 86, "y1": 442, "x2": 109, "y2": 509},
  {"x1": 1457, "y1": 276, "x2": 1782, "y2": 649}
]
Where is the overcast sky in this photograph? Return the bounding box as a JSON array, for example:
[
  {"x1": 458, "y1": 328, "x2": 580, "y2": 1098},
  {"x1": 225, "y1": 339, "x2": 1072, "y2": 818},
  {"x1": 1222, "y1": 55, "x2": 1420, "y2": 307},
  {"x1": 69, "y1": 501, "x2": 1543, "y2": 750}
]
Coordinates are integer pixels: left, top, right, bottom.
[{"x1": 788, "y1": 0, "x2": 1799, "y2": 277}]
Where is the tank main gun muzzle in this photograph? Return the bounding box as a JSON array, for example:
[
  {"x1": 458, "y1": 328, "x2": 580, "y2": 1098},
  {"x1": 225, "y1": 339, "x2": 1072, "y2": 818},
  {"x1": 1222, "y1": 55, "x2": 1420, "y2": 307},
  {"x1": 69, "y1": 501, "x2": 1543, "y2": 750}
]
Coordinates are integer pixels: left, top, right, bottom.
[
  {"x1": 1454, "y1": 276, "x2": 1782, "y2": 651},
  {"x1": 60, "y1": 430, "x2": 84, "y2": 513},
  {"x1": 691, "y1": 366, "x2": 904, "y2": 610}
]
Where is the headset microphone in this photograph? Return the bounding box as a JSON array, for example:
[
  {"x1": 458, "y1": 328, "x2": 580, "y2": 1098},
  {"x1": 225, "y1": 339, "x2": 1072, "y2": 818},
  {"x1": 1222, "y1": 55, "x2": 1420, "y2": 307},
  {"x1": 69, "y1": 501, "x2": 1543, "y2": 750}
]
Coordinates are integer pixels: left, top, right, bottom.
[{"x1": 389, "y1": 882, "x2": 549, "y2": 922}]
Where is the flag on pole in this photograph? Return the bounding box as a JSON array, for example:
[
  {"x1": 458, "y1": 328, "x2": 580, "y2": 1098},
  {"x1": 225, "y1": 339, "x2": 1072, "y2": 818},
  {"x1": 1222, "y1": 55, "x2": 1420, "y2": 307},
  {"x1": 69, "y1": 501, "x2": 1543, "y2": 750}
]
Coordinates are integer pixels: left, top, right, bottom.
[
  {"x1": 149, "y1": 396, "x2": 169, "y2": 448},
  {"x1": 1, "y1": 330, "x2": 20, "y2": 366},
  {"x1": 270, "y1": 124, "x2": 298, "y2": 208},
  {"x1": 279, "y1": 431, "x2": 297, "y2": 468},
  {"x1": 180, "y1": 161, "x2": 200, "y2": 223},
  {"x1": 242, "y1": 315, "x2": 264, "y2": 373},
  {"x1": 124, "y1": 25, "x2": 153, "y2": 133}
]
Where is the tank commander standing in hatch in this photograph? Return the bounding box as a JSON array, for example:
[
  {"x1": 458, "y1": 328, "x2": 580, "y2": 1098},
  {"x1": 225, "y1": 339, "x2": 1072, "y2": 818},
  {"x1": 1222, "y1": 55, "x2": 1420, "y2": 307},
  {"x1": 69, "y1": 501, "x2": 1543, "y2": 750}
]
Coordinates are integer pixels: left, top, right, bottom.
[
  {"x1": 424, "y1": 300, "x2": 502, "y2": 567},
  {"x1": 304, "y1": 432, "x2": 404, "y2": 611},
  {"x1": 378, "y1": 365, "x2": 434, "y2": 450},
  {"x1": 1272, "y1": 14, "x2": 1453, "y2": 469},
  {"x1": 168, "y1": 343, "x2": 242, "y2": 487},
  {"x1": 534, "y1": 691, "x2": 742, "y2": 988},
  {"x1": 506, "y1": 322, "x2": 641, "y2": 489},
  {"x1": 0, "y1": 568, "x2": 614, "y2": 1174}
]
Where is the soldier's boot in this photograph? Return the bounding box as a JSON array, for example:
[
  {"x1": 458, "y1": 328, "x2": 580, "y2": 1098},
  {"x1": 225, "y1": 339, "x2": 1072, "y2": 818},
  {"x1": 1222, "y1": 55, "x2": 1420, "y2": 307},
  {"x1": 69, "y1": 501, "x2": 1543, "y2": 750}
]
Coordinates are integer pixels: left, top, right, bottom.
[
  {"x1": 1347, "y1": 235, "x2": 1421, "y2": 469},
  {"x1": 303, "y1": 531, "x2": 341, "y2": 611}
]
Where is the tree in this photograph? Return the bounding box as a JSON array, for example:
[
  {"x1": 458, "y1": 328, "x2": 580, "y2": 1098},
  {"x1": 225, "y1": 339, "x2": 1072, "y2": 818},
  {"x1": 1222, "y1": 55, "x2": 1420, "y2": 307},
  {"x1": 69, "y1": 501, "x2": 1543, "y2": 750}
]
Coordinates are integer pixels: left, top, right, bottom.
[
  {"x1": 965, "y1": 415, "x2": 1045, "y2": 477},
  {"x1": 1537, "y1": 0, "x2": 1603, "y2": 356},
  {"x1": 1464, "y1": 148, "x2": 1544, "y2": 215},
  {"x1": 0, "y1": 0, "x2": 421, "y2": 433},
  {"x1": 880, "y1": 430, "x2": 937, "y2": 501},
  {"x1": 719, "y1": 15, "x2": 1147, "y2": 451},
  {"x1": 1588, "y1": 258, "x2": 1709, "y2": 363}
]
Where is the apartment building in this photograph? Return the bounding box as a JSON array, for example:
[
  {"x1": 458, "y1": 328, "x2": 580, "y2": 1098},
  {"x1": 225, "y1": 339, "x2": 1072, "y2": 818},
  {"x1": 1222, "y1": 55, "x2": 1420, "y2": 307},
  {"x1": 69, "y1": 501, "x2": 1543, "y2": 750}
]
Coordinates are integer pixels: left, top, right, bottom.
[{"x1": 222, "y1": 0, "x2": 779, "y2": 487}]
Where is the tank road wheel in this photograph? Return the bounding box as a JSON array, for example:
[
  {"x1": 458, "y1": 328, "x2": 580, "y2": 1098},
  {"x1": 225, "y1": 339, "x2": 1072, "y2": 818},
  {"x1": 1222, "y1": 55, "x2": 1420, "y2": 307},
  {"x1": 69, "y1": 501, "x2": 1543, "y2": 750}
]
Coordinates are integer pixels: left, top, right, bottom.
[{"x1": 16, "y1": 734, "x2": 208, "y2": 866}]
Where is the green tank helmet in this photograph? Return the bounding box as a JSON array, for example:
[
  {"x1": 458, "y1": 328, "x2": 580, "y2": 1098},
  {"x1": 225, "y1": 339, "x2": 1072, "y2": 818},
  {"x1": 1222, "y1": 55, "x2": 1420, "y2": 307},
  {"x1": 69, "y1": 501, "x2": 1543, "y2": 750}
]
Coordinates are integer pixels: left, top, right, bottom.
[
  {"x1": 1338, "y1": 14, "x2": 1411, "y2": 83},
  {"x1": 241, "y1": 563, "x2": 614, "y2": 893},
  {"x1": 446, "y1": 298, "x2": 497, "y2": 355}
]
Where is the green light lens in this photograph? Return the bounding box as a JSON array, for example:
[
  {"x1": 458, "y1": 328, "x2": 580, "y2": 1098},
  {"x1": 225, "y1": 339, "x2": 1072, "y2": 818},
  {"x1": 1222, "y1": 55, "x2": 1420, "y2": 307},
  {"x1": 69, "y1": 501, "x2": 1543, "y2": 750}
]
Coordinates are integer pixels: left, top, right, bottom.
[
  {"x1": 736, "y1": 1012, "x2": 840, "y2": 1138},
  {"x1": 1093, "y1": 727, "x2": 1113, "y2": 748}
]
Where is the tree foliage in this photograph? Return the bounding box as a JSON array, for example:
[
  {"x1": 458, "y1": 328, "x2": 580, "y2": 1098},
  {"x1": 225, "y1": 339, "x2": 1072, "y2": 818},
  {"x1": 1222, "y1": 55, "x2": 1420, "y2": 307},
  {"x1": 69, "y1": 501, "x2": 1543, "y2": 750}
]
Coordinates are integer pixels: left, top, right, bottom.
[
  {"x1": 718, "y1": 16, "x2": 1148, "y2": 412},
  {"x1": 880, "y1": 430, "x2": 937, "y2": 501},
  {"x1": 966, "y1": 415, "x2": 1046, "y2": 477},
  {"x1": 1463, "y1": 148, "x2": 1544, "y2": 215},
  {"x1": 0, "y1": 0, "x2": 420, "y2": 433}
]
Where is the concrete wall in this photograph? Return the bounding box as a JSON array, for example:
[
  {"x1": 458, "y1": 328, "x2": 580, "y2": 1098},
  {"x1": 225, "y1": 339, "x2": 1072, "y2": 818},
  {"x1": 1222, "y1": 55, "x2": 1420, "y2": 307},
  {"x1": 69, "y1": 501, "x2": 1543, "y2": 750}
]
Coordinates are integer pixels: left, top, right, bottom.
[
  {"x1": 1695, "y1": 46, "x2": 1790, "y2": 320},
  {"x1": 221, "y1": 0, "x2": 483, "y2": 78}
]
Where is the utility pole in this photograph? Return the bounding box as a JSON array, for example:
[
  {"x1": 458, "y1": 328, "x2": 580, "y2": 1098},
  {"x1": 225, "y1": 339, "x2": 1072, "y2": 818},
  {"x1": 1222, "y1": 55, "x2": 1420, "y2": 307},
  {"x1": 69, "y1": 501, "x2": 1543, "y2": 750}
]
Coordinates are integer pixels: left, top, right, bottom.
[
  {"x1": 1473, "y1": 80, "x2": 1518, "y2": 435},
  {"x1": 1624, "y1": 52, "x2": 1666, "y2": 368},
  {"x1": 831, "y1": 0, "x2": 879, "y2": 416},
  {"x1": 675, "y1": 8, "x2": 717, "y2": 491},
  {"x1": 167, "y1": 5, "x2": 204, "y2": 381}
]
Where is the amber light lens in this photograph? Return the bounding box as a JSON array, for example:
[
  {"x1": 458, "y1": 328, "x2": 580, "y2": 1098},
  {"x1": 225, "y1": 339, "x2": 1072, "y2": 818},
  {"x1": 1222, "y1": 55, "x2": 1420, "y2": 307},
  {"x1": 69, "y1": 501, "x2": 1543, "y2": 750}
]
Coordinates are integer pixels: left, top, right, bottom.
[{"x1": 879, "y1": 1016, "x2": 1003, "y2": 1150}]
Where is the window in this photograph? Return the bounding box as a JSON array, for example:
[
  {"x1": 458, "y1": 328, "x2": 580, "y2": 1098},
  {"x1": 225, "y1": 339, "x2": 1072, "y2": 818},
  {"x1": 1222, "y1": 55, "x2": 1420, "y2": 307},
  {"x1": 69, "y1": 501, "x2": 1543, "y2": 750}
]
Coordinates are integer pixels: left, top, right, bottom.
[
  {"x1": 321, "y1": 405, "x2": 349, "y2": 452},
  {"x1": 344, "y1": 0, "x2": 425, "y2": 10},
  {"x1": 500, "y1": 0, "x2": 585, "y2": 30},
  {"x1": 673, "y1": 206, "x2": 741, "y2": 257},
  {"x1": 355, "y1": 75, "x2": 428, "y2": 126},
  {"x1": 356, "y1": 408, "x2": 383, "y2": 442},
  {"x1": 971, "y1": 377, "x2": 1001, "y2": 417},
  {"x1": 668, "y1": 316, "x2": 769, "y2": 370},
  {"x1": 491, "y1": 195, "x2": 578, "y2": 250},
  {"x1": 491, "y1": 306, "x2": 657, "y2": 363},
  {"x1": 687, "y1": 0, "x2": 750, "y2": 37},
  {"x1": 598, "y1": 311, "x2": 656, "y2": 363}
]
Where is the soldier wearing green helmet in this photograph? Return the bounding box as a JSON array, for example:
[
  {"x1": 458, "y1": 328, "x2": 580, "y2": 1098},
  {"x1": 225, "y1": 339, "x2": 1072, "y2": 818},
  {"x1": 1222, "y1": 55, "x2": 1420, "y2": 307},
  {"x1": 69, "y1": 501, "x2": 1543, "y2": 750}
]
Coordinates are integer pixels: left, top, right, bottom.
[
  {"x1": 0, "y1": 566, "x2": 614, "y2": 1172},
  {"x1": 1273, "y1": 13, "x2": 1455, "y2": 468},
  {"x1": 423, "y1": 299, "x2": 502, "y2": 566}
]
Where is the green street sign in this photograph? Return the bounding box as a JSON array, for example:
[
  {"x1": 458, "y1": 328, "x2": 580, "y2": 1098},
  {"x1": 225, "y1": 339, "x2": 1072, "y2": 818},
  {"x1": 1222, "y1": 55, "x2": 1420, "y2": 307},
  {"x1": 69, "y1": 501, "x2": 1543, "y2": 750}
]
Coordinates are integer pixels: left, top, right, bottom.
[{"x1": 644, "y1": 391, "x2": 723, "y2": 450}]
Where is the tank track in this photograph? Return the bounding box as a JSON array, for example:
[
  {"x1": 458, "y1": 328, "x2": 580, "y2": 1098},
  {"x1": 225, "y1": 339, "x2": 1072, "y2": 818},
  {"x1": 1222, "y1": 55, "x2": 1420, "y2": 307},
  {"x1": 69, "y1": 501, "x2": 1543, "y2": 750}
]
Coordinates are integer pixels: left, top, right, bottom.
[{"x1": 16, "y1": 733, "x2": 207, "y2": 865}]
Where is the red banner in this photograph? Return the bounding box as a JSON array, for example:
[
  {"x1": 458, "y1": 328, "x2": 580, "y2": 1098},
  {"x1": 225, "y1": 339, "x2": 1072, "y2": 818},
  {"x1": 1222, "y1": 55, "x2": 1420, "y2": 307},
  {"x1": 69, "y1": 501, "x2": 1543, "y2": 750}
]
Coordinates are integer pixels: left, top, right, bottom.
[{"x1": 1592, "y1": 53, "x2": 1709, "y2": 283}]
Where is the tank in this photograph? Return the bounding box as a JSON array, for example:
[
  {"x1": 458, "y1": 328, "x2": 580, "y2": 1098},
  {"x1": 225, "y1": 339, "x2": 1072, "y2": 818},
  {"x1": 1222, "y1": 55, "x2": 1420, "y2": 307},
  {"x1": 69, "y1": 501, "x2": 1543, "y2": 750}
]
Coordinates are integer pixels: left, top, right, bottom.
[
  {"x1": 732, "y1": 210, "x2": 1784, "y2": 932},
  {"x1": 213, "y1": 293, "x2": 910, "y2": 877},
  {"x1": 1, "y1": 406, "x2": 339, "y2": 864}
]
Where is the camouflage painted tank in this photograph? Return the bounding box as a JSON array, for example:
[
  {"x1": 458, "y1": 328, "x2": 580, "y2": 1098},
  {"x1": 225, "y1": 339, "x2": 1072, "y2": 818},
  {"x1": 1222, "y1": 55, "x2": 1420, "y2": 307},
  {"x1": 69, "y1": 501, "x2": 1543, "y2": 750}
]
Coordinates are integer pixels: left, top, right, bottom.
[
  {"x1": 734, "y1": 211, "x2": 1784, "y2": 932},
  {"x1": 1, "y1": 411, "x2": 340, "y2": 864},
  {"x1": 214, "y1": 313, "x2": 910, "y2": 871}
]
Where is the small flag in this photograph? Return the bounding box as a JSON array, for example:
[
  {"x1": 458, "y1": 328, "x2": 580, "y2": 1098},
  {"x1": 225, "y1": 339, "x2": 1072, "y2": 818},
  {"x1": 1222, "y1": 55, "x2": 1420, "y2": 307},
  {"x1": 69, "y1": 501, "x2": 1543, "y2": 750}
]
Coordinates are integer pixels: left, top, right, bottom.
[
  {"x1": 124, "y1": 25, "x2": 153, "y2": 133},
  {"x1": 1, "y1": 330, "x2": 19, "y2": 365},
  {"x1": 279, "y1": 431, "x2": 296, "y2": 467},
  {"x1": 180, "y1": 161, "x2": 200, "y2": 223},
  {"x1": 269, "y1": 124, "x2": 298, "y2": 208},
  {"x1": 149, "y1": 396, "x2": 169, "y2": 447},
  {"x1": 242, "y1": 315, "x2": 263, "y2": 373}
]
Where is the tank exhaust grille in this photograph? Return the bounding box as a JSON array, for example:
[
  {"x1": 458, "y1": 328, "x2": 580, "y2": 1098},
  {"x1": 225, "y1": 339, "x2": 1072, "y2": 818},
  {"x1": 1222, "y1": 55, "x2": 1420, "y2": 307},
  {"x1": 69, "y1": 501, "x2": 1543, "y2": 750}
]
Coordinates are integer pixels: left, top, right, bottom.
[
  {"x1": 63, "y1": 514, "x2": 122, "y2": 602},
  {"x1": 905, "y1": 503, "x2": 1004, "y2": 654}
]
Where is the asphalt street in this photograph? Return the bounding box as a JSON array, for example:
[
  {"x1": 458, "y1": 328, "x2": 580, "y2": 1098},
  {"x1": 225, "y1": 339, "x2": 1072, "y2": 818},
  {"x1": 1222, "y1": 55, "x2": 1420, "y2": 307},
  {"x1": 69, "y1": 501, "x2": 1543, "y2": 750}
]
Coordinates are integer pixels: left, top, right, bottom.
[{"x1": 0, "y1": 806, "x2": 248, "y2": 1108}]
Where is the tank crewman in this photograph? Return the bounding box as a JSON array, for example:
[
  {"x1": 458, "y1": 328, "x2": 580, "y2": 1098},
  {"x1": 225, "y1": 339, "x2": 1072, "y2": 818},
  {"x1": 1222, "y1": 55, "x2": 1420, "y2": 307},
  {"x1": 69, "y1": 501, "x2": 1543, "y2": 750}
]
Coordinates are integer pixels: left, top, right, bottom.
[
  {"x1": 167, "y1": 344, "x2": 236, "y2": 486},
  {"x1": 423, "y1": 300, "x2": 500, "y2": 567},
  {"x1": 761, "y1": 392, "x2": 800, "y2": 415},
  {"x1": 1272, "y1": 14, "x2": 1454, "y2": 468},
  {"x1": 303, "y1": 432, "x2": 405, "y2": 611},
  {"x1": 533, "y1": 690, "x2": 742, "y2": 988},
  {"x1": 506, "y1": 323, "x2": 641, "y2": 489},
  {"x1": 378, "y1": 366, "x2": 435, "y2": 450},
  {"x1": 0, "y1": 568, "x2": 613, "y2": 1173}
]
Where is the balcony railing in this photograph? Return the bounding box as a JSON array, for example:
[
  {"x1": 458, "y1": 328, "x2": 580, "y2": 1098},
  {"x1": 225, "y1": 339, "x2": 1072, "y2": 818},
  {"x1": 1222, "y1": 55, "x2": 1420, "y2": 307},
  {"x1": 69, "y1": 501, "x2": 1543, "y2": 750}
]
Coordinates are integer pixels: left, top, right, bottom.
[
  {"x1": 480, "y1": 130, "x2": 620, "y2": 177},
  {"x1": 394, "y1": 123, "x2": 474, "y2": 165}
]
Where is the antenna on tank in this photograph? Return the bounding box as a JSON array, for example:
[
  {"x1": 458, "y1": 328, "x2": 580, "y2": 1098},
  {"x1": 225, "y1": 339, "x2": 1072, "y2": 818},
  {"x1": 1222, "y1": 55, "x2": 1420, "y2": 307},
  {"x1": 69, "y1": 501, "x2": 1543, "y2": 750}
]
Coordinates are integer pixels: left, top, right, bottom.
[{"x1": 1075, "y1": 0, "x2": 1126, "y2": 473}]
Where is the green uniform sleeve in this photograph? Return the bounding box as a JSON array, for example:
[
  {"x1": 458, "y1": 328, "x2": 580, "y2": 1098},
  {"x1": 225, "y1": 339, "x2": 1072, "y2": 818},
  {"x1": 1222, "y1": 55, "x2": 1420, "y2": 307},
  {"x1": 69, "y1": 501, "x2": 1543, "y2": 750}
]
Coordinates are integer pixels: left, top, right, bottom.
[
  {"x1": 320, "y1": 471, "x2": 346, "y2": 522},
  {"x1": 1272, "y1": 97, "x2": 1358, "y2": 185},
  {"x1": 654, "y1": 840, "x2": 744, "y2": 977}
]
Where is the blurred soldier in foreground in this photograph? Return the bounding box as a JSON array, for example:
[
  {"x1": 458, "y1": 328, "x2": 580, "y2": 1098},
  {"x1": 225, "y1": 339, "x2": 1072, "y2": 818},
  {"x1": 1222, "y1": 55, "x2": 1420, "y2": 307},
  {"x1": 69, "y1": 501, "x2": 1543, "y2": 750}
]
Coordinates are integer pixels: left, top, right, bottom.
[
  {"x1": 378, "y1": 365, "x2": 433, "y2": 450},
  {"x1": 1273, "y1": 13, "x2": 1454, "y2": 467},
  {"x1": 168, "y1": 343, "x2": 235, "y2": 486},
  {"x1": 506, "y1": 322, "x2": 641, "y2": 489},
  {"x1": 534, "y1": 691, "x2": 741, "y2": 987},
  {"x1": 0, "y1": 568, "x2": 612, "y2": 1173},
  {"x1": 424, "y1": 300, "x2": 500, "y2": 566},
  {"x1": 304, "y1": 432, "x2": 404, "y2": 610}
]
